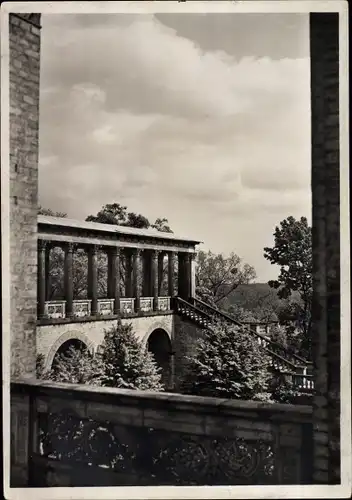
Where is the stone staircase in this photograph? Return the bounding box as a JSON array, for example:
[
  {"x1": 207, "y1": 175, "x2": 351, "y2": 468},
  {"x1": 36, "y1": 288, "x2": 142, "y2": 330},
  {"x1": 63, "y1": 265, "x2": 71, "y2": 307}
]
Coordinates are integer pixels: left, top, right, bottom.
[{"x1": 174, "y1": 296, "x2": 313, "y2": 387}]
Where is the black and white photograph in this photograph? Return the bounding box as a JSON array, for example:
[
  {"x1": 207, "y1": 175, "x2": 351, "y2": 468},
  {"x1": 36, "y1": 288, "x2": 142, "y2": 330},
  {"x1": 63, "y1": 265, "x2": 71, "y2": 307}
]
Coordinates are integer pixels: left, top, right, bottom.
[{"x1": 1, "y1": 1, "x2": 350, "y2": 498}]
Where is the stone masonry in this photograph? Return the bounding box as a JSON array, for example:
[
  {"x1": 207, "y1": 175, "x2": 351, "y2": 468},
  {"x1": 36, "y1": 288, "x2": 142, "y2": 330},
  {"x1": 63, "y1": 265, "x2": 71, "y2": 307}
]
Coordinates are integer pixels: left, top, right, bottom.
[
  {"x1": 9, "y1": 13, "x2": 41, "y2": 378},
  {"x1": 310, "y1": 13, "x2": 340, "y2": 484},
  {"x1": 36, "y1": 314, "x2": 174, "y2": 371}
]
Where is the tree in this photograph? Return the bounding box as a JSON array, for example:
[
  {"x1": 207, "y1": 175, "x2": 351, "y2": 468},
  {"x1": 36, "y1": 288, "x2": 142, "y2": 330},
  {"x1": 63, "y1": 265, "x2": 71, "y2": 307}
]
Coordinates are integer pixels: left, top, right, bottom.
[
  {"x1": 196, "y1": 251, "x2": 256, "y2": 307},
  {"x1": 37, "y1": 321, "x2": 164, "y2": 392},
  {"x1": 86, "y1": 202, "x2": 173, "y2": 233},
  {"x1": 264, "y1": 216, "x2": 312, "y2": 358},
  {"x1": 37, "y1": 346, "x2": 105, "y2": 386},
  {"x1": 180, "y1": 320, "x2": 272, "y2": 401},
  {"x1": 38, "y1": 206, "x2": 67, "y2": 218},
  {"x1": 151, "y1": 218, "x2": 173, "y2": 233},
  {"x1": 101, "y1": 320, "x2": 164, "y2": 391}
]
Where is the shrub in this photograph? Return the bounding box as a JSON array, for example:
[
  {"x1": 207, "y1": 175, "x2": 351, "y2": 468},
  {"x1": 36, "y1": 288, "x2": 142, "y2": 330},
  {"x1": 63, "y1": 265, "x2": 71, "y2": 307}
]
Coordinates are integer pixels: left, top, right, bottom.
[
  {"x1": 181, "y1": 320, "x2": 272, "y2": 401},
  {"x1": 101, "y1": 320, "x2": 164, "y2": 391}
]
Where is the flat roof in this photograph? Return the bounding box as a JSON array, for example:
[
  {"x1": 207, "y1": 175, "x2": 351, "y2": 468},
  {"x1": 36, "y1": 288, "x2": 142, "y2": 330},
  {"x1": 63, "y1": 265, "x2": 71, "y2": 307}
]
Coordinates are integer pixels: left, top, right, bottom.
[{"x1": 38, "y1": 215, "x2": 202, "y2": 245}]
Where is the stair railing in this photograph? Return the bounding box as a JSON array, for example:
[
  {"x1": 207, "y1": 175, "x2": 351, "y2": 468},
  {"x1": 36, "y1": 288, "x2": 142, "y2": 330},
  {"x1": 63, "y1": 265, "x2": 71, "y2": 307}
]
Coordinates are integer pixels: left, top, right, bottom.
[{"x1": 190, "y1": 297, "x2": 311, "y2": 368}]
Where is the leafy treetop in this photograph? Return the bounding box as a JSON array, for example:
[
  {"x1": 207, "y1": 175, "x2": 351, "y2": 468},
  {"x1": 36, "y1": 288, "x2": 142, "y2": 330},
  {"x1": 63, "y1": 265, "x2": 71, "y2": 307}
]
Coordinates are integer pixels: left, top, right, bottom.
[{"x1": 86, "y1": 203, "x2": 173, "y2": 233}]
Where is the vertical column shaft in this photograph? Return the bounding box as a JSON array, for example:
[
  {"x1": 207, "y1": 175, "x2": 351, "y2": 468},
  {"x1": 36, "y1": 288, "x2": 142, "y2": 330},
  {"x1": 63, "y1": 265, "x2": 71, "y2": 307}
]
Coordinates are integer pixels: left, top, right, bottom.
[
  {"x1": 44, "y1": 244, "x2": 51, "y2": 301},
  {"x1": 143, "y1": 250, "x2": 152, "y2": 296},
  {"x1": 64, "y1": 243, "x2": 74, "y2": 318},
  {"x1": 152, "y1": 250, "x2": 159, "y2": 310},
  {"x1": 178, "y1": 253, "x2": 186, "y2": 299},
  {"x1": 125, "y1": 250, "x2": 133, "y2": 297},
  {"x1": 184, "y1": 254, "x2": 191, "y2": 300},
  {"x1": 37, "y1": 240, "x2": 46, "y2": 318},
  {"x1": 87, "y1": 245, "x2": 98, "y2": 315},
  {"x1": 168, "y1": 251, "x2": 176, "y2": 297},
  {"x1": 158, "y1": 252, "x2": 165, "y2": 295},
  {"x1": 190, "y1": 253, "x2": 196, "y2": 299},
  {"x1": 110, "y1": 247, "x2": 121, "y2": 315},
  {"x1": 107, "y1": 248, "x2": 114, "y2": 298},
  {"x1": 133, "y1": 249, "x2": 142, "y2": 312}
]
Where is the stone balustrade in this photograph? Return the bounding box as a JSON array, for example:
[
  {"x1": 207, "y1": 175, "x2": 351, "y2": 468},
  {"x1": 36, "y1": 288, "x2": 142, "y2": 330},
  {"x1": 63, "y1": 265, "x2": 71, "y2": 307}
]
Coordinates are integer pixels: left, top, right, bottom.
[
  {"x1": 44, "y1": 301, "x2": 66, "y2": 319},
  {"x1": 41, "y1": 297, "x2": 172, "y2": 322},
  {"x1": 72, "y1": 299, "x2": 92, "y2": 318},
  {"x1": 10, "y1": 379, "x2": 313, "y2": 487},
  {"x1": 140, "y1": 296, "x2": 154, "y2": 312}
]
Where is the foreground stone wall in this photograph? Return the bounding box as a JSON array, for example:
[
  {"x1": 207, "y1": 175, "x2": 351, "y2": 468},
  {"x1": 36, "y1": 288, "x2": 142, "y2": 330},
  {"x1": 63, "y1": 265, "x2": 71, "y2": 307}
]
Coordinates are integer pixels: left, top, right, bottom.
[
  {"x1": 310, "y1": 13, "x2": 340, "y2": 483},
  {"x1": 9, "y1": 14, "x2": 41, "y2": 378},
  {"x1": 11, "y1": 379, "x2": 314, "y2": 486}
]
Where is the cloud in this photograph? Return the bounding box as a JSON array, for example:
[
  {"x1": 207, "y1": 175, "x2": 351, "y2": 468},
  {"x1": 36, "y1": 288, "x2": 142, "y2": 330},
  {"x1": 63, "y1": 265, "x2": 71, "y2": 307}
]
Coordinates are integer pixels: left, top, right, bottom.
[{"x1": 38, "y1": 13, "x2": 311, "y2": 281}]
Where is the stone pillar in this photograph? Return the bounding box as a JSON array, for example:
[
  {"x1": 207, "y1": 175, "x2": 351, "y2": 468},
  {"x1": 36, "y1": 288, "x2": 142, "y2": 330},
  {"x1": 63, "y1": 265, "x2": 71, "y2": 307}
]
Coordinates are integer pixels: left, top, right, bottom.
[
  {"x1": 44, "y1": 244, "x2": 51, "y2": 301},
  {"x1": 168, "y1": 251, "x2": 176, "y2": 297},
  {"x1": 143, "y1": 250, "x2": 152, "y2": 296},
  {"x1": 182, "y1": 253, "x2": 191, "y2": 300},
  {"x1": 113, "y1": 248, "x2": 121, "y2": 314},
  {"x1": 178, "y1": 253, "x2": 186, "y2": 299},
  {"x1": 64, "y1": 243, "x2": 74, "y2": 318},
  {"x1": 158, "y1": 251, "x2": 165, "y2": 295},
  {"x1": 151, "y1": 250, "x2": 159, "y2": 310},
  {"x1": 37, "y1": 240, "x2": 46, "y2": 319},
  {"x1": 133, "y1": 249, "x2": 142, "y2": 313},
  {"x1": 310, "y1": 13, "x2": 340, "y2": 484},
  {"x1": 9, "y1": 13, "x2": 41, "y2": 382},
  {"x1": 125, "y1": 250, "x2": 133, "y2": 298},
  {"x1": 190, "y1": 253, "x2": 197, "y2": 299},
  {"x1": 87, "y1": 245, "x2": 98, "y2": 316},
  {"x1": 107, "y1": 248, "x2": 114, "y2": 299}
]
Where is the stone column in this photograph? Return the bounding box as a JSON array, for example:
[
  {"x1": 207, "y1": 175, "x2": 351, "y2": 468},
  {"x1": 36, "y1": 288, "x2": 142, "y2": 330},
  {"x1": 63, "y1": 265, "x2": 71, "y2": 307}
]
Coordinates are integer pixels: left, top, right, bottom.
[
  {"x1": 113, "y1": 248, "x2": 121, "y2": 315},
  {"x1": 125, "y1": 250, "x2": 133, "y2": 298},
  {"x1": 178, "y1": 253, "x2": 186, "y2": 299},
  {"x1": 87, "y1": 245, "x2": 98, "y2": 316},
  {"x1": 151, "y1": 250, "x2": 159, "y2": 310},
  {"x1": 133, "y1": 249, "x2": 142, "y2": 313},
  {"x1": 107, "y1": 248, "x2": 114, "y2": 299},
  {"x1": 184, "y1": 254, "x2": 191, "y2": 300},
  {"x1": 142, "y1": 250, "x2": 152, "y2": 296},
  {"x1": 158, "y1": 251, "x2": 165, "y2": 295},
  {"x1": 190, "y1": 253, "x2": 197, "y2": 299},
  {"x1": 37, "y1": 240, "x2": 46, "y2": 318},
  {"x1": 168, "y1": 251, "x2": 176, "y2": 297},
  {"x1": 64, "y1": 243, "x2": 74, "y2": 318},
  {"x1": 108, "y1": 247, "x2": 121, "y2": 314},
  {"x1": 44, "y1": 243, "x2": 51, "y2": 301}
]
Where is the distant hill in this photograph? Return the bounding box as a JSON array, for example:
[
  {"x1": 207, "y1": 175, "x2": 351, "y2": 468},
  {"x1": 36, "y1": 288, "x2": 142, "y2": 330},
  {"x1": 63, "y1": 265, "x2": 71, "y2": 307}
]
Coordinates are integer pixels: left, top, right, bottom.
[{"x1": 221, "y1": 283, "x2": 280, "y2": 311}]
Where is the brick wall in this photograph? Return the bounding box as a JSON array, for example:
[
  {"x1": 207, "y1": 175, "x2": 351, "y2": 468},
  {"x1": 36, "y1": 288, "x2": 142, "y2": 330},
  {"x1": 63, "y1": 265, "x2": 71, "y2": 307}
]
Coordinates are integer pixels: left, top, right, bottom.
[
  {"x1": 9, "y1": 14, "x2": 41, "y2": 378},
  {"x1": 310, "y1": 13, "x2": 340, "y2": 483}
]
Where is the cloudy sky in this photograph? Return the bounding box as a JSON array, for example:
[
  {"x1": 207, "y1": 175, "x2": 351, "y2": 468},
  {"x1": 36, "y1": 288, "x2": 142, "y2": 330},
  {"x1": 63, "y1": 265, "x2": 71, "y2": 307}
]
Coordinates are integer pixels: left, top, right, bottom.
[{"x1": 38, "y1": 12, "x2": 311, "y2": 282}]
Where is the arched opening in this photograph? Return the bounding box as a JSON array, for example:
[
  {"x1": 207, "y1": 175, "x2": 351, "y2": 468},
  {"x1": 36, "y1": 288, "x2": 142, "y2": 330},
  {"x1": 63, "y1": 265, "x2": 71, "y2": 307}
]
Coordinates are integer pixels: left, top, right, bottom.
[
  {"x1": 147, "y1": 329, "x2": 173, "y2": 389},
  {"x1": 51, "y1": 338, "x2": 90, "y2": 372}
]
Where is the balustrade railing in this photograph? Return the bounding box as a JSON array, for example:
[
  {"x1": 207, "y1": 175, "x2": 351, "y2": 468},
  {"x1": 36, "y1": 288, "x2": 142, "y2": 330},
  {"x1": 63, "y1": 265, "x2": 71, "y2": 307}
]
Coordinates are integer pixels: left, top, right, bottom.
[
  {"x1": 40, "y1": 296, "x2": 174, "y2": 321},
  {"x1": 285, "y1": 373, "x2": 315, "y2": 391},
  {"x1": 44, "y1": 301, "x2": 66, "y2": 319},
  {"x1": 158, "y1": 296, "x2": 171, "y2": 311},
  {"x1": 140, "y1": 297, "x2": 154, "y2": 312},
  {"x1": 11, "y1": 379, "x2": 313, "y2": 487},
  {"x1": 97, "y1": 298, "x2": 115, "y2": 316},
  {"x1": 176, "y1": 298, "x2": 314, "y2": 388},
  {"x1": 120, "y1": 297, "x2": 135, "y2": 315},
  {"x1": 73, "y1": 299, "x2": 91, "y2": 318},
  {"x1": 190, "y1": 298, "x2": 312, "y2": 369}
]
